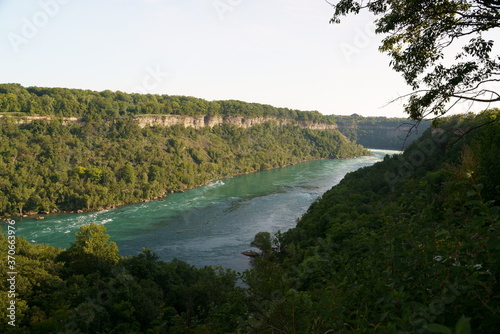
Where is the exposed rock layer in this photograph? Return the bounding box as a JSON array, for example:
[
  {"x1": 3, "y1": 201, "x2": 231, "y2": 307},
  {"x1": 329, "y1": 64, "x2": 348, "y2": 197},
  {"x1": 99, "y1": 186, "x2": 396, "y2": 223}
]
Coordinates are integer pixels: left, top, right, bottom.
[
  {"x1": 133, "y1": 115, "x2": 339, "y2": 131},
  {"x1": 0, "y1": 114, "x2": 339, "y2": 131}
]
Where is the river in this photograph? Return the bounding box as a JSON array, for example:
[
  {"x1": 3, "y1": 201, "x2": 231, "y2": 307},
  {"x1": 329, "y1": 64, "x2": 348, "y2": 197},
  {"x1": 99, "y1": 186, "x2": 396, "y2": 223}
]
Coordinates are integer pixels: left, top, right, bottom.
[{"x1": 15, "y1": 149, "x2": 400, "y2": 273}]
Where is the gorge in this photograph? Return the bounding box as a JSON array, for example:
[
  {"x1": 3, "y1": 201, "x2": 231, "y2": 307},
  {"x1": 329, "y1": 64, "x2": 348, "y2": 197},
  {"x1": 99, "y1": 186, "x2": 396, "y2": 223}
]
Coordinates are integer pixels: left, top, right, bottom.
[{"x1": 15, "y1": 149, "x2": 397, "y2": 272}]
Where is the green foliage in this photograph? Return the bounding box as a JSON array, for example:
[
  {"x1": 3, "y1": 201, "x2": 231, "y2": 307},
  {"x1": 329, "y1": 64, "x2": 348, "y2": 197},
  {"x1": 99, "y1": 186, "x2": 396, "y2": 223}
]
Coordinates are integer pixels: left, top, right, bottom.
[
  {"x1": 251, "y1": 232, "x2": 272, "y2": 254},
  {"x1": 0, "y1": 114, "x2": 367, "y2": 216},
  {"x1": 0, "y1": 233, "x2": 63, "y2": 333},
  {"x1": 245, "y1": 110, "x2": 500, "y2": 332},
  {"x1": 0, "y1": 83, "x2": 334, "y2": 123},
  {"x1": 329, "y1": 0, "x2": 500, "y2": 120},
  {"x1": 57, "y1": 224, "x2": 120, "y2": 276},
  {"x1": 425, "y1": 316, "x2": 471, "y2": 334},
  {"x1": 3, "y1": 84, "x2": 498, "y2": 332},
  {"x1": 0, "y1": 111, "x2": 498, "y2": 333},
  {"x1": 0, "y1": 226, "x2": 248, "y2": 333}
]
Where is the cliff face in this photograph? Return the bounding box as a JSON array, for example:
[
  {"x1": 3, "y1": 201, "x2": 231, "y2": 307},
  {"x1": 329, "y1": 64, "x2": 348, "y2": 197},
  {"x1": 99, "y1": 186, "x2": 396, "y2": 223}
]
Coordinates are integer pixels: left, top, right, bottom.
[
  {"x1": 338, "y1": 124, "x2": 415, "y2": 138},
  {"x1": 0, "y1": 115, "x2": 79, "y2": 125},
  {"x1": 336, "y1": 122, "x2": 430, "y2": 149},
  {"x1": 0, "y1": 114, "x2": 338, "y2": 131},
  {"x1": 133, "y1": 115, "x2": 339, "y2": 131}
]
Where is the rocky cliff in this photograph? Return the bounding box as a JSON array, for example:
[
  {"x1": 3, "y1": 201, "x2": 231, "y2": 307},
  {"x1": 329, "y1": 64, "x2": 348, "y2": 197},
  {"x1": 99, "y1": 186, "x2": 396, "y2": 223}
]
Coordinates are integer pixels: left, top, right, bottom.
[
  {"x1": 0, "y1": 114, "x2": 338, "y2": 131},
  {"x1": 336, "y1": 122, "x2": 430, "y2": 149},
  {"x1": 0, "y1": 115, "x2": 79, "y2": 124},
  {"x1": 133, "y1": 115, "x2": 338, "y2": 131}
]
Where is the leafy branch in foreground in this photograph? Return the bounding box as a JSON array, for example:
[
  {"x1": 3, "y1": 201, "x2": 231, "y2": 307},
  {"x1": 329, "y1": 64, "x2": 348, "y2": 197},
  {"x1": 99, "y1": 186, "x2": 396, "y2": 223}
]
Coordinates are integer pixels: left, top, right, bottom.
[{"x1": 327, "y1": 0, "x2": 500, "y2": 120}]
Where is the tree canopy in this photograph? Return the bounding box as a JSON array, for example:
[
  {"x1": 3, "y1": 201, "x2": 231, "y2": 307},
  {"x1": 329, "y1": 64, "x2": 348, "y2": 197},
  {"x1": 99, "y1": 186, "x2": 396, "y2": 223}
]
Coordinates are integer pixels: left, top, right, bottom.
[
  {"x1": 0, "y1": 83, "x2": 334, "y2": 124},
  {"x1": 1, "y1": 111, "x2": 497, "y2": 333},
  {"x1": 57, "y1": 224, "x2": 120, "y2": 275},
  {"x1": 0, "y1": 115, "x2": 368, "y2": 217},
  {"x1": 328, "y1": 0, "x2": 500, "y2": 120},
  {"x1": 250, "y1": 232, "x2": 272, "y2": 254},
  {"x1": 246, "y1": 109, "x2": 500, "y2": 332}
]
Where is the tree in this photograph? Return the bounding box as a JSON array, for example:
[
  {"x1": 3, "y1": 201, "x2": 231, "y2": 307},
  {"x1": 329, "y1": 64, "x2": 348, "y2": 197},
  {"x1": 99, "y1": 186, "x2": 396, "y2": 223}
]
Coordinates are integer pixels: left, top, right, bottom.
[
  {"x1": 328, "y1": 0, "x2": 500, "y2": 120},
  {"x1": 121, "y1": 163, "x2": 136, "y2": 184},
  {"x1": 251, "y1": 232, "x2": 272, "y2": 254},
  {"x1": 11, "y1": 185, "x2": 35, "y2": 215},
  {"x1": 58, "y1": 224, "x2": 120, "y2": 275}
]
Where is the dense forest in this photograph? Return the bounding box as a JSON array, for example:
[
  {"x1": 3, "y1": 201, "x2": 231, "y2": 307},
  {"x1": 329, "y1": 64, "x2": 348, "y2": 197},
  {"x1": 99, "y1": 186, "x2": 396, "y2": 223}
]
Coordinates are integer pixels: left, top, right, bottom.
[
  {"x1": 1, "y1": 110, "x2": 497, "y2": 333},
  {"x1": 249, "y1": 109, "x2": 499, "y2": 333},
  {"x1": 0, "y1": 84, "x2": 371, "y2": 217},
  {"x1": 0, "y1": 83, "x2": 334, "y2": 123},
  {"x1": 0, "y1": 117, "x2": 367, "y2": 217},
  {"x1": 334, "y1": 114, "x2": 431, "y2": 150},
  {"x1": 1, "y1": 84, "x2": 430, "y2": 218}
]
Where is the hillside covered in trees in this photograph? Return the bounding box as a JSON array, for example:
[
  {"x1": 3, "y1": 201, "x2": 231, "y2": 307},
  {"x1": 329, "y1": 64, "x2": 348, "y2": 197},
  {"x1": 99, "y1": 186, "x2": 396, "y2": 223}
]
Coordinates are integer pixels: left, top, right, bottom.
[
  {"x1": 0, "y1": 84, "x2": 370, "y2": 217},
  {"x1": 0, "y1": 83, "x2": 334, "y2": 123},
  {"x1": 0, "y1": 117, "x2": 367, "y2": 217},
  {"x1": 1, "y1": 110, "x2": 497, "y2": 333},
  {"x1": 249, "y1": 109, "x2": 499, "y2": 332}
]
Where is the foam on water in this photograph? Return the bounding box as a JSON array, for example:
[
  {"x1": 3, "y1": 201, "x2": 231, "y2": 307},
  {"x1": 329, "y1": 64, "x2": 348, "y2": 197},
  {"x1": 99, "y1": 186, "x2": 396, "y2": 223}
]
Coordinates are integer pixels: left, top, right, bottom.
[{"x1": 16, "y1": 150, "x2": 399, "y2": 271}]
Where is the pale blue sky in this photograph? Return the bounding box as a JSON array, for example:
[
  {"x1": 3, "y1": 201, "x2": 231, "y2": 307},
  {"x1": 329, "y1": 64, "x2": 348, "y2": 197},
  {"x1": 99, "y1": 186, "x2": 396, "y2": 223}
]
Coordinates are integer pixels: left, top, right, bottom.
[{"x1": 1, "y1": 0, "x2": 497, "y2": 117}]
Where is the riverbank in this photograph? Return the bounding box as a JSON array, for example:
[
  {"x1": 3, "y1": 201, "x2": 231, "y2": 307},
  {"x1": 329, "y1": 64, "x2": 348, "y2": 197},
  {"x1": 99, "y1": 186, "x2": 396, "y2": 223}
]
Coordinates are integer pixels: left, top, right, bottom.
[
  {"x1": 2, "y1": 151, "x2": 372, "y2": 220},
  {"x1": 14, "y1": 149, "x2": 395, "y2": 270}
]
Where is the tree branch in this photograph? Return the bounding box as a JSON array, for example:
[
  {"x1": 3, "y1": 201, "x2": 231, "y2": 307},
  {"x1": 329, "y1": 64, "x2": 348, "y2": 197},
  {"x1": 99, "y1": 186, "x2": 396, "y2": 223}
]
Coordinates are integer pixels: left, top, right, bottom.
[
  {"x1": 450, "y1": 118, "x2": 499, "y2": 146},
  {"x1": 450, "y1": 94, "x2": 500, "y2": 103}
]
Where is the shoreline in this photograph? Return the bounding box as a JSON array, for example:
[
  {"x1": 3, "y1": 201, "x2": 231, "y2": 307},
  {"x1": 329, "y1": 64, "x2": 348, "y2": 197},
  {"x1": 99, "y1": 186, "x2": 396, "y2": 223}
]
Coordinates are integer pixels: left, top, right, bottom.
[{"x1": 2, "y1": 153, "x2": 372, "y2": 221}]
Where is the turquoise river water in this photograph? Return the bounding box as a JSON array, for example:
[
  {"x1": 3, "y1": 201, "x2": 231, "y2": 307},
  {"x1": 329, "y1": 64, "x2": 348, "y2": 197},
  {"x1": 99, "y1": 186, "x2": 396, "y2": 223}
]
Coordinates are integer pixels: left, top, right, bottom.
[{"x1": 14, "y1": 149, "x2": 400, "y2": 273}]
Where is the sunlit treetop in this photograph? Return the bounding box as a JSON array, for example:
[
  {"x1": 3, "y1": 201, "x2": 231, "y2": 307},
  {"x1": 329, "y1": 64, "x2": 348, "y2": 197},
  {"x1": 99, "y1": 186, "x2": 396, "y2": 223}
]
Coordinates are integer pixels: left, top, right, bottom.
[{"x1": 328, "y1": 0, "x2": 500, "y2": 120}]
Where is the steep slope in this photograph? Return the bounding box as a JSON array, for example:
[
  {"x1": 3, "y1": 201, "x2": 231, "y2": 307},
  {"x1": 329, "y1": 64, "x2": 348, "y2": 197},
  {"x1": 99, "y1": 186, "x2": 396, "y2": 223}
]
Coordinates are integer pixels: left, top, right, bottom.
[
  {"x1": 334, "y1": 114, "x2": 431, "y2": 149},
  {"x1": 1, "y1": 105, "x2": 497, "y2": 333},
  {"x1": 0, "y1": 111, "x2": 367, "y2": 217},
  {"x1": 244, "y1": 110, "x2": 499, "y2": 333}
]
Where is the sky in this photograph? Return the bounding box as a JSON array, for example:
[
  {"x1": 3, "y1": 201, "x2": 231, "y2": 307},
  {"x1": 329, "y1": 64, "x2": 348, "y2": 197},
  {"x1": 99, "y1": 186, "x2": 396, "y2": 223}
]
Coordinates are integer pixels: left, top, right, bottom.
[{"x1": 0, "y1": 0, "x2": 498, "y2": 117}]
